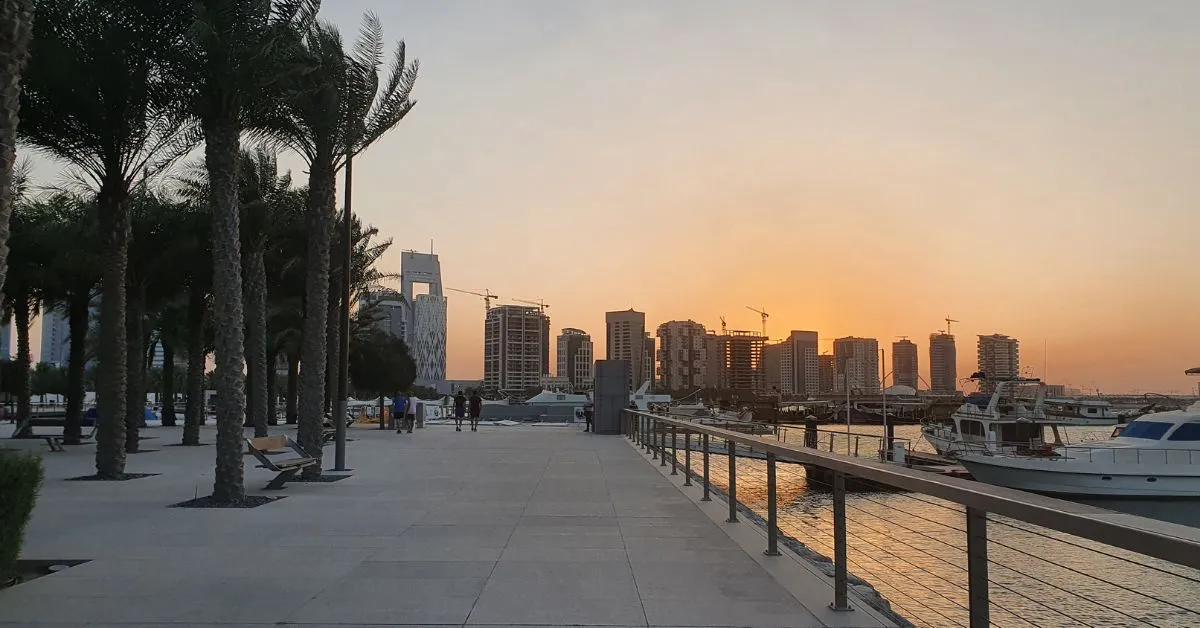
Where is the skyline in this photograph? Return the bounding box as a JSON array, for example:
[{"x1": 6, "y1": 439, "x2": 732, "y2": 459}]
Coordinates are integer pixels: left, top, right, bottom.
[{"x1": 20, "y1": 1, "x2": 1200, "y2": 392}]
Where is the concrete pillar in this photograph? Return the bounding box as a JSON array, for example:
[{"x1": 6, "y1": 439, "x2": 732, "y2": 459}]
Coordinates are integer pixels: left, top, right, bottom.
[{"x1": 593, "y1": 360, "x2": 629, "y2": 435}]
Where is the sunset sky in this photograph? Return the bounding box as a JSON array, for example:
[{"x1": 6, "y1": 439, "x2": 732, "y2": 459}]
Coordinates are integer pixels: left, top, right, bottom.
[{"x1": 21, "y1": 1, "x2": 1200, "y2": 393}]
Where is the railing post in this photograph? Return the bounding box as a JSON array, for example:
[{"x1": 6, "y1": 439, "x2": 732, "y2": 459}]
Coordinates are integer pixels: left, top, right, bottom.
[
  {"x1": 651, "y1": 419, "x2": 658, "y2": 459},
  {"x1": 765, "y1": 452, "x2": 780, "y2": 556},
  {"x1": 727, "y1": 439, "x2": 737, "y2": 523},
  {"x1": 966, "y1": 507, "x2": 990, "y2": 628},
  {"x1": 670, "y1": 426, "x2": 679, "y2": 475},
  {"x1": 702, "y1": 433, "x2": 711, "y2": 501},
  {"x1": 683, "y1": 430, "x2": 692, "y2": 486},
  {"x1": 830, "y1": 471, "x2": 852, "y2": 612},
  {"x1": 660, "y1": 422, "x2": 667, "y2": 467}
]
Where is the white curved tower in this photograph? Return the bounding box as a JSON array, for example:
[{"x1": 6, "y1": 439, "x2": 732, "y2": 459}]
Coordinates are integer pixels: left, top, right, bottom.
[{"x1": 400, "y1": 250, "x2": 447, "y2": 385}]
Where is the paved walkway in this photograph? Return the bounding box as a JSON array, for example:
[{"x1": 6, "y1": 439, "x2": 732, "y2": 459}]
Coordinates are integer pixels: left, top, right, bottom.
[{"x1": 1, "y1": 423, "x2": 892, "y2": 627}]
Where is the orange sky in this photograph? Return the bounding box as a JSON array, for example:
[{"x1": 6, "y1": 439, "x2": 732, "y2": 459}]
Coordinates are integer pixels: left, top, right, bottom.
[{"x1": 21, "y1": 2, "x2": 1200, "y2": 393}]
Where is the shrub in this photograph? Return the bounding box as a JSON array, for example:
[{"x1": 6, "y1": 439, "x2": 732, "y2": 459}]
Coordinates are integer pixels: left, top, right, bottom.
[{"x1": 0, "y1": 452, "x2": 44, "y2": 582}]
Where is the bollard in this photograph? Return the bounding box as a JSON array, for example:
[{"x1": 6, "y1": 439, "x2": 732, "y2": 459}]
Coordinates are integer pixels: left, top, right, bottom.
[
  {"x1": 830, "y1": 471, "x2": 852, "y2": 611},
  {"x1": 651, "y1": 419, "x2": 658, "y2": 459},
  {"x1": 765, "y1": 452, "x2": 780, "y2": 556},
  {"x1": 702, "y1": 433, "x2": 711, "y2": 501},
  {"x1": 727, "y1": 439, "x2": 737, "y2": 523},
  {"x1": 683, "y1": 431, "x2": 692, "y2": 486}
]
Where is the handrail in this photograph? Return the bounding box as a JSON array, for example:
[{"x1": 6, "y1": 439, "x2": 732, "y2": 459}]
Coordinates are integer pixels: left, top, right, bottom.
[{"x1": 628, "y1": 410, "x2": 1200, "y2": 571}]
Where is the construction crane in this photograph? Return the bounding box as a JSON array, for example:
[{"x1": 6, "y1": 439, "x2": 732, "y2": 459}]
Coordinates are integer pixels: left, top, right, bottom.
[
  {"x1": 896, "y1": 335, "x2": 909, "y2": 341},
  {"x1": 514, "y1": 298, "x2": 549, "y2": 314},
  {"x1": 746, "y1": 306, "x2": 769, "y2": 338},
  {"x1": 945, "y1": 316, "x2": 959, "y2": 335},
  {"x1": 447, "y1": 287, "x2": 498, "y2": 310},
  {"x1": 720, "y1": 316, "x2": 727, "y2": 335}
]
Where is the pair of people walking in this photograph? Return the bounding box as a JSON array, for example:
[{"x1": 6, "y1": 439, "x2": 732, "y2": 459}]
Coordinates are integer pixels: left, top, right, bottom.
[
  {"x1": 453, "y1": 390, "x2": 483, "y2": 432},
  {"x1": 392, "y1": 393, "x2": 418, "y2": 434}
]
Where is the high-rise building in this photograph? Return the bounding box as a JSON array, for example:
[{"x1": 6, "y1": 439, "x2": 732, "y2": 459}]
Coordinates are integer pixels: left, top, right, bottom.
[
  {"x1": 929, "y1": 333, "x2": 958, "y2": 394},
  {"x1": 556, "y1": 328, "x2": 594, "y2": 392},
  {"x1": 978, "y1": 334, "x2": 1020, "y2": 386},
  {"x1": 0, "y1": 324, "x2": 10, "y2": 360},
  {"x1": 785, "y1": 330, "x2": 819, "y2": 396},
  {"x1": 363, "y1": 290, "x2": 407, "y2": 339},
  {"x1": 605, "y1": 309, "x2": 646, "y2": 391},
  {"x1": 818, "y1": 354, "x2": 836, "y2": 393},
  {"x1": 39, "y1": 307, "x2": 70, "y2": 367},
  {"x1": 400, "y1": 251, "x2": 446, "y2": 385},
  {"x1": 656, "y1": 320, "x2": 708, "y2": 392},
  {"x1": 484, "y1": 305, "x2": 550, "y2": 392},
  {"x1": 641, "y1": 332, "x2": 656, "y2": 389},
  {"x1": 833, "y1": 337, "x2": 880, "y2": 394},
  {"x1": 891, "y1": 339, "x2": 919, "y2": 390},
  {"x1": 709, "y1": 330, "x2": 766, "y2": 393},
  {"x1": 762, "y1": 341, "x2": 786, "y2": 396}
]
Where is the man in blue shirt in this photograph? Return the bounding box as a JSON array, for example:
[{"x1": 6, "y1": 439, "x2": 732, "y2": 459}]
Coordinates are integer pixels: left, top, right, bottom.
[{"x1": 392, "y1": 393, "x2": 407, "y2": 432}]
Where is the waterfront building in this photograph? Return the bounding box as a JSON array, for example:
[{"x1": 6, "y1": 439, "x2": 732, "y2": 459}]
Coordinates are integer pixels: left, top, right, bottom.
[
  {"x1": 762, "y1": 341, "x2": 786, "y2": 396},
  {"x1": 818, "y1": 354, "x2": 835, "y2": 393},
  {"x1": 978, "y1": 333, "x2": 1020, "y2": 391},
  {"x1": 785, "y1": 330, "x2": 820, "y2": 396},
  {"x1": 0, "y1": 324, "x2": 9, "y2": 360},
  {"x1": 833, "y1": 337, "x2": 880, "y2": 394},
  {"x1": 656, "y1": 320, "x2": 708, "y2": 392},
  {"x1": 38, "y1": 307, "x2": 70, "y2": 367},
  {"x1": 605, "y1": 309, "x2": 647, "y2": 391},
  {"x1": 484, "y1": 305, "x2": 550, "y2": 393},
  {"x1": 556, "y1": 328, "x2": 594, "y2": 392},
  {"x1": 707, "y1": 330, "x2": 766, "y2": 394},
  {"x1": 929, "y1": 332, "x2": 958, "y2": 394},
  {"x1": 892, "y1": 339, "x2": 919, "y2": 389},
  {"x1": 401, "y1": 250, "x2": 446, "y2": 385}
]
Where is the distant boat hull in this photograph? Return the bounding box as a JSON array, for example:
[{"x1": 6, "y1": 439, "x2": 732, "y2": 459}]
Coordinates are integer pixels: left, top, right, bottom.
[{"x1": 958, "y1": 453, "x2": 1200, "y2": 498}]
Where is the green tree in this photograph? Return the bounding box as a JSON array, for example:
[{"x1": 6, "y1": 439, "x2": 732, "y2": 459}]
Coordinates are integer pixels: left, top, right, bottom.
[
  {"x1": 30, "y1": 362, "x2": 67, "y2": 397},
  {"x1": 348, "y1": 327, "x2": 415, "y2": 419},
  {"x1": 2, "y1": 196, "x2": 53, "y2": 431},
  {"x1": 0, "y1": 0, "x2": 35, "y2": 303},
  {"x1": 20, "y1": 0, "x2": 195, "y2": 479}
]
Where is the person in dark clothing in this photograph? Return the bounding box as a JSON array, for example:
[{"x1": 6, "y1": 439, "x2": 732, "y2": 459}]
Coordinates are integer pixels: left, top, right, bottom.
[
  {"x1": 468, "y1": 391, "x2": 483, "y2": 432},
  {"x1": 453, "y1": 391, "x2": 466, "y2": 431},
  {"x1": 583, "y1": 402, "x2": 594, "y2": 433},
  {"x1": 392, "y1": 393, "x2": 407, "y2": 432}
]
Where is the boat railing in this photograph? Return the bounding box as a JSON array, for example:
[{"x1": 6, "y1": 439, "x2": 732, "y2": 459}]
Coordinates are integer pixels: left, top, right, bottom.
[
  {"x1": 623, "y1": 409, "x2": 1200, "y2": 627},
  {"x1": 976, "y1": 444, "x2": 1200, "y2": 466}
]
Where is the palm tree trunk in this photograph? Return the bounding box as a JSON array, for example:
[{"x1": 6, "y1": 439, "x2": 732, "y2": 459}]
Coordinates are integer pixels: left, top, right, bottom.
[
  {"x1": 182, "y1": 281, "x2": 205, "y2": 445},
  {"x1": 12, "y1": 296, "x2": 31, "y2": 434},
  {"x1": 0, "y1": 0, "x2": 34, "y2": 302},
  {"x1": 245, "y1": 247, "x2": 268, "y2": 436},
  {"x1": 63, "y1": 289, "x2": 89, "y2": 444},
  {"x1": 94, "y1": 183, "x2": 129, "y2": 479},
  {"x1": 285, "y1": 349, "x2": 298, "y2": 424},
  {"x1": 124, "y1": 282, "x2": 144, "y2": 453},
  {"x1": 206, "y1": 118, "x2": 247, "y2": 503},
  {"x1": 266, "y1": 349, "x2": 278, "y2": 426},
  {"x1": 297, "y1": 159, "x2": 336, "y2": 476},
  {"x1": 160, "y1": 338, "x2": 176, "y2": 427}
]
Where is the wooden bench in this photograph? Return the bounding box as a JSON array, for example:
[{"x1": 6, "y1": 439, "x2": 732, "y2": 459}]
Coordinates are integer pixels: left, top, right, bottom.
[
  {"x1": 321, "y1": 411, "x2": 356, "y2": 445},
  {"x1": 10, "y1": 416, "x2": 97, "y2": 452},
  {"x1": 245, "y1": 435, "x2": 318, "y2": 489}
]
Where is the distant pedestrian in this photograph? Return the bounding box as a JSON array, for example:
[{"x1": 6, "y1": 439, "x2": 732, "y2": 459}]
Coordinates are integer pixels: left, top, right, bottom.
[
  {"x1": 453, "y1": 391, "x2": 466, "y2": 431},
  {"x1": 404, "y1": 393, "x2": 417, "y2": 434},
  {"x1": 583, "y1": 402, "x2": 594, "y2": 433},
  {"x1": 392, "y1": 393, "x2": 407, "y2": 432},
  {"x1": 469, "y1": 391, "x2": 482, "y2": 431}
]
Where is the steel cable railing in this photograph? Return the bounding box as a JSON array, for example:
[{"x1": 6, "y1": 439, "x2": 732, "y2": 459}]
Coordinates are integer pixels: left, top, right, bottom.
[{"x1": 623, "y1": 410, "x2": 1200, "y2": 628}]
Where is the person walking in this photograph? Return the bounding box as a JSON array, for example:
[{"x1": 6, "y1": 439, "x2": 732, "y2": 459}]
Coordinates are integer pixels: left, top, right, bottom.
[
  {"x1": 468, "y1": 391, "x2": 482, "y2": 432},
  {"x1": 453, "y1": 391, "x2": 466, "y2": 431},
  {"x1": 583, "y1": 402, "x2": 594, "y2": 433},
  {"x1": 392, "y1": 392, "x2": 407, "y2": 433},
  {"x1": 404, "y1": 394, "x2": 418, "y2": 433}
]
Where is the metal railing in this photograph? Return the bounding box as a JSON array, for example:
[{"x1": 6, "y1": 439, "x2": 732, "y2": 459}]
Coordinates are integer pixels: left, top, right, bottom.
[{"x1": 623, "y1": 410, "x2": 1200, "y2": 628}]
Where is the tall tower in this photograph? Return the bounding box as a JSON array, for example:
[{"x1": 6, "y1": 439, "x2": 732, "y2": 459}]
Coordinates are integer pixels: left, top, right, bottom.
[
  {"x1": 977, "y1": 334, "x2": 1020, "y2": 390},
  {"x1": 786, "y1": 330, "x2": 820, "y2": 396},
  {"x1": 605, "y1": 309, "x2": 646, "y2": 391},
  {"x1": 929, "y1": 333, "x2": 957, "y2": 394},
  {"x1": 38, "y1": 307, "x2": 70, "y2": 367},
  {"x1": 656, "y1": 320, "x2": 708, "y2": 392},
  {"x1": 400, "y1": 251, "x2": 446, "y2": 384},
  {"x1": 891, "y1": 339, "x2": 919, "y2": 389},
  {"x1": 832, "y1": 337, "x2": 880, "y2": 394},
  {"x1": 556, "y1": 328, "x2": 594, "y2": 391},
  {"x1": 484, "y1": 305, "x2": 549, "y2": 392}
]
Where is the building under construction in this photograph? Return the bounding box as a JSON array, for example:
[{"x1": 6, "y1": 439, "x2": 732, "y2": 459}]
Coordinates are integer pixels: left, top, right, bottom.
[
  {"x1": 483, "y1": 305, "x2": 550, "y2": 393},
  {"x1": 704, "y1": 330, "x2": 766, "y2": 395}
]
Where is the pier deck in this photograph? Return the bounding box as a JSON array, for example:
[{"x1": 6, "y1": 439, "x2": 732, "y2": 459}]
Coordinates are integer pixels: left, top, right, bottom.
[{"x1": 0, "y1": 424, "x2": 891, "y2": 627}]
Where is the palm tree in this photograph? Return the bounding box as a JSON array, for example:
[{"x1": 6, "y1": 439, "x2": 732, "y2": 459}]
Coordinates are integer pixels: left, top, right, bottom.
[
  {"x1": 0, "y1": 0, "x2": 35, "y2": 301},
  {"x1": 188, "y1": 0, "x2": 318, "y2": 502},
  {"x1": 20, "y1": 0, "x2": 195, "y2": 479},
  {"x1": 269, "y1": 15, "x2": 417, "y2": 476},
  {"x1": 3, "y1": 196, "x2": 53, "y2": 431}
]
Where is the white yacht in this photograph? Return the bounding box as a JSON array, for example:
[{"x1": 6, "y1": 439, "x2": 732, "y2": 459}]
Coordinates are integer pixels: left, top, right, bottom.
[
  {"x1": 1042, "y1": 398, "x2": 1122, "y2": 426},
  {"x1": 921, "y1": 378, "x2": 1099, "y2": 458},
  {"x1": 957, "y1": 405, "x2": 1200, "y2": 497}
]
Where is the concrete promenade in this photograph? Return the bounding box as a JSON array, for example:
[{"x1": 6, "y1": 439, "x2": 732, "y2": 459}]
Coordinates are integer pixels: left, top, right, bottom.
[{"x1": 0, "y1": 423, "x2": 893, "y2": 627}]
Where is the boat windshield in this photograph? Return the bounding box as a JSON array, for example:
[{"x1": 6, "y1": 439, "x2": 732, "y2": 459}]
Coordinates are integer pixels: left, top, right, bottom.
[{"x1": 1119, "y1": 421, "x2": 1173, "y2": 440}]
